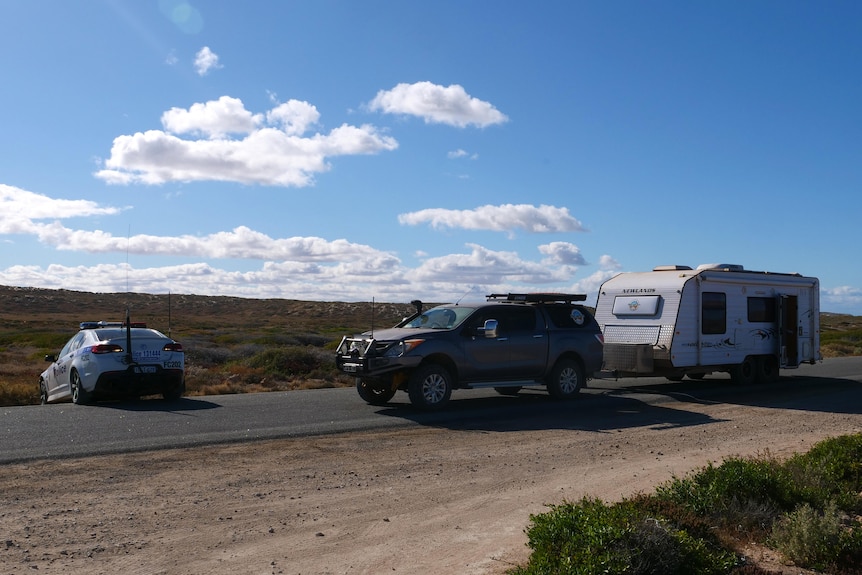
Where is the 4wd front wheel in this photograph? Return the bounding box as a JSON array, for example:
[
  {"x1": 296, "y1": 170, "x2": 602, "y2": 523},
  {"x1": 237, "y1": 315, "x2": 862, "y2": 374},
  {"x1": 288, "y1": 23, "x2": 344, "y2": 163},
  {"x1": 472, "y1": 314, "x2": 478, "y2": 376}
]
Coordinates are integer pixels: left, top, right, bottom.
[
  {"x1": 407, "y1": 365, "x2": 452, "y2": 410},
  {"x1": 356, "y1": 379, "x2": 397, "y2": 405},
  {"x1": 546, "y1": 358, "x2": 584, "y2": 399}
]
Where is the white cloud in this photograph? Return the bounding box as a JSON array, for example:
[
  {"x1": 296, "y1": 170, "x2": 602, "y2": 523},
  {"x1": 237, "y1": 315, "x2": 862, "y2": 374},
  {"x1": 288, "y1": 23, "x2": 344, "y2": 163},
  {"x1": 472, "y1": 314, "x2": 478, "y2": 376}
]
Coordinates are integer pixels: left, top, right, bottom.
[
  {"x1": 0, "y1": 187, "x2": 618, "y2": 305},
  {"x1": 413, "y1": 243, "x2": 570, "y2": 285},
  {"x1": 447, "y1": 149, "x2": 478, "y2": 160},
  {"x1": 539, "y1": 242, "x2": 587, "y2": 266},
  {"x1": 823, "y1": 286, "x2": 862, "y2": 313},
  {"x1": 194, "y1": 46, "x2": 222, "y2": 76},
  {"x1": 95, "y1": 96, "x2": 398, "y2": 187},
  {"x1": 0, "y1": 185, "x2": 123, "y2": 236},
  {"x1": 598, "y1": 255, "x2": 622, "y2": 271},
  {"x1": 398, "y1": 204, "x2": 587, "y2": 234},
  {"x1": 369, "y1": 81, "x2": 508, "y2": 128},
  {"x1": 161, "y1": 96, "x2": 262, "y2": 138}
]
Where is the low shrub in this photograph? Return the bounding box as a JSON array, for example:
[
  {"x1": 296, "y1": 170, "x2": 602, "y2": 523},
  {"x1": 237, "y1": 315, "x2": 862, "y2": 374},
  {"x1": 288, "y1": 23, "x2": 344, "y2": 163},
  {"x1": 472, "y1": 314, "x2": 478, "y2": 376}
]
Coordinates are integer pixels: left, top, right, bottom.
[
  {"x1": 514, "y1": 435, "x2": 862, "y2": 575},
  {"x1": 514, "y1": 497, "x2": 737, "y2": 575}
]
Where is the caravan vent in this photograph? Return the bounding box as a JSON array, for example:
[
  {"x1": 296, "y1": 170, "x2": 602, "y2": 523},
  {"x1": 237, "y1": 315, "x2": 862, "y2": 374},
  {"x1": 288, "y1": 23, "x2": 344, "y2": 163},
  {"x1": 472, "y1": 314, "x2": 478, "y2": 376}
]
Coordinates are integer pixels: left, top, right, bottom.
[
  {"x1": 696, "y1": 263, "x2": 745, "y2": 271},
  {"x1": 652, "y1": 265, "x2": 692, "y2": 271}
]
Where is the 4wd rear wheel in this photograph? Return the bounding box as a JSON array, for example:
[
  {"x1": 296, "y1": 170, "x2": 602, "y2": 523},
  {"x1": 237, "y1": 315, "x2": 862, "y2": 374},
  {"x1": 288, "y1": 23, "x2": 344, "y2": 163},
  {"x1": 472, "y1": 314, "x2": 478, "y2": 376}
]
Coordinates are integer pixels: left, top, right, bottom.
[
  {"x1": 70, "y1": 370, "x2": 91, "y2": 405},
  {"x1": 407, "y1": 364, "x2": 452, "y2": 410},
  {"x1": 356, "y1": 378, "x2": 397, "y2": 405},
  {"x1": 547, "y1": 358, "x2": 584, "y2": 399}
]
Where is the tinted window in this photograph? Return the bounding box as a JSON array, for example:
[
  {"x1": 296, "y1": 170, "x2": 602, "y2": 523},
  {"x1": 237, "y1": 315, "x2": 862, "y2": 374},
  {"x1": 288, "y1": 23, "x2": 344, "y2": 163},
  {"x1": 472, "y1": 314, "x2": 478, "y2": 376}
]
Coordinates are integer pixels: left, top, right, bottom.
[
  {"x1": 464, "y1": 306, "x2": 537, "y2": 334},
  {"x1": 702, "y1": 292, "x2": 726, "y2": 334},
  {"x1": 545, "y1": 305, "x2": 590, "y2": 328},
  {"x1": 748, "y1": 297, "x2": 776, "y2": 323}
]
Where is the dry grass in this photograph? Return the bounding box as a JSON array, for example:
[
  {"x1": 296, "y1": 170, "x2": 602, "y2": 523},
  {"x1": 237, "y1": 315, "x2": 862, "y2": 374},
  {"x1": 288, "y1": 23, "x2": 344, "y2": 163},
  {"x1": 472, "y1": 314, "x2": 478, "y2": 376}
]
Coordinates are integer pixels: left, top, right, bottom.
[
  {"x1": 0, "y1": 285, "x2": 413, "y2": 406},
  {"x1": 0, "y1": 285, "x2": 859, "y2": 406}
]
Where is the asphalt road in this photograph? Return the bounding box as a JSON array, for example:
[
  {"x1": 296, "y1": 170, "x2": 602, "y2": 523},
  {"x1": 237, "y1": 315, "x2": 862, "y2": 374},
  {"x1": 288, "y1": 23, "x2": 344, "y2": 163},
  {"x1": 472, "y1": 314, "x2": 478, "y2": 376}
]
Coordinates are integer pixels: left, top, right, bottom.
[{"x1": 3, "y1": 357, "x2": 861, "y2": 464}]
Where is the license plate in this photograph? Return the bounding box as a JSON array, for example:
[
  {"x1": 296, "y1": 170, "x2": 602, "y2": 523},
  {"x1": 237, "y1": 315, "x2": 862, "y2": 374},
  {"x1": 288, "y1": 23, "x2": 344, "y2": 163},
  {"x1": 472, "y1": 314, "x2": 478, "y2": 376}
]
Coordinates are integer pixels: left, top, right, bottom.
[
  {"x1": 343, "y1": 364, "x2": 359, "y2": 373},
  {"x1": 134, "y1": 366, "x2": 157, "y2": 374}
]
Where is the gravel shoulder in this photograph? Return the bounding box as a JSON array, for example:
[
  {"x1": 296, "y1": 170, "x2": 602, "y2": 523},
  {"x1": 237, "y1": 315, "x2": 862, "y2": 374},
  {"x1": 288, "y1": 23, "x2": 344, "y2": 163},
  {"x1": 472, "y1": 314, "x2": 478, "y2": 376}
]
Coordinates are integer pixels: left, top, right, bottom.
[{"x1": 2, "y1": 393, "x2": 861, "y2": 575}]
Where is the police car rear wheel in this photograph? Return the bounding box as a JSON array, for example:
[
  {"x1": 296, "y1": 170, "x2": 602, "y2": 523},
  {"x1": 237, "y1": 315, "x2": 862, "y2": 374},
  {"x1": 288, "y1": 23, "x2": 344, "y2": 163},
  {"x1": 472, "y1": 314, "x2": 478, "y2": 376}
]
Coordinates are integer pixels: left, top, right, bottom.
[{"x1": 70, "y1": 370, "x2": 91, "y2": 405}]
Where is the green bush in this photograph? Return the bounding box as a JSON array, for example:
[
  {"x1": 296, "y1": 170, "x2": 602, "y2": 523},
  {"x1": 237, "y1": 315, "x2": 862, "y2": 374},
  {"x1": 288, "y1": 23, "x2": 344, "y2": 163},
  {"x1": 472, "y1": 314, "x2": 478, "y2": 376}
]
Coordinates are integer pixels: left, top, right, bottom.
[
  {"x1": 514, "y1": 497, "x2": 737, "y2": 575},
  {"x1": 514, "y1": 435, "x2": 862, "y2": 575},
  {"x1": 655, "y1": 456, "x2": 797, "y2": 532},
  {"x1": 244, "y1": 346, "x2": 333, "y2": 379}
]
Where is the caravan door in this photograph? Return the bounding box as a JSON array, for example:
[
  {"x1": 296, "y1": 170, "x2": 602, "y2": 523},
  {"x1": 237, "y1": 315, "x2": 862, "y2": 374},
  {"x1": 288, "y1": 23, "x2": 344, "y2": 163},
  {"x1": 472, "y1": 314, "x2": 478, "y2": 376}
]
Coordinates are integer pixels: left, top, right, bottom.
[{"x1": 779, "y1": 295, "x2": 799, "y2": 368}]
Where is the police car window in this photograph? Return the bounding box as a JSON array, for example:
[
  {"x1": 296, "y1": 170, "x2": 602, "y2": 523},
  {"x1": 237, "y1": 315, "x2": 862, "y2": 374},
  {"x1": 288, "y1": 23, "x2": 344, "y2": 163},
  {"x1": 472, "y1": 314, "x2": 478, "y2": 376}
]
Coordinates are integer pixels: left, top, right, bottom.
[
  {"x1": 70, "y1": 332, "x2": 87, "y2": 352},
  {"x1": 61, "y1": 332, "x2": 86, "y2": 356}
]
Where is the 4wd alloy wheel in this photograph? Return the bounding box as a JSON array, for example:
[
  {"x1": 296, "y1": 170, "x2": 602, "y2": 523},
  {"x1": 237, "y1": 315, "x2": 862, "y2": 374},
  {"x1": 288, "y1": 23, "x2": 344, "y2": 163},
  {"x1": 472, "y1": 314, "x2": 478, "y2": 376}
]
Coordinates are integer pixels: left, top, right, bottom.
[
  {"x1": 547, "y1": 358, "x2": 584, "y2": 399},
  {"x1": 407, "y1": 364, "x2": 452, "y2": 410}
]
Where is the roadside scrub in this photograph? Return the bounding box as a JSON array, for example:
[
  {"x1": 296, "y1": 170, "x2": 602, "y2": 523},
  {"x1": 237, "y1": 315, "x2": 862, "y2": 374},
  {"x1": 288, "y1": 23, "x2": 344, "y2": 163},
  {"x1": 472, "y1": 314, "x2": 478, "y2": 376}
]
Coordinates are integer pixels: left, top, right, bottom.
[{"x1": 511, "y1": 433, "x2": 862, "y2": 575}]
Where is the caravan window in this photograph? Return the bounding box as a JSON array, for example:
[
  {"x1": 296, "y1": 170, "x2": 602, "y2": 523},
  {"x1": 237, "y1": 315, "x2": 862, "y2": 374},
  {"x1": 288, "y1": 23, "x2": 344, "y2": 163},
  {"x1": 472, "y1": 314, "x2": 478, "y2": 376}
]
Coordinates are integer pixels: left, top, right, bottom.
[
  {"x1": 748, "y1": 297, "x2": 776, "y2": 323},
  {"x1": 702, "y1": 292, "x2": 726, "y2": 334}
]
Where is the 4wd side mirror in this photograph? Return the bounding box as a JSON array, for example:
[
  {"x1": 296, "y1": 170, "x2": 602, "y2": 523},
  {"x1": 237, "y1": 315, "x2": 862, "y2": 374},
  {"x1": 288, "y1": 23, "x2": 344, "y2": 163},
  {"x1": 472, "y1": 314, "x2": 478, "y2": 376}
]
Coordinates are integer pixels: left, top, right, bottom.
[
  {"x1": 44, "y1": 354, "x2": 56, "y2": 362},
  {"x1": 482, "y1": 319, "x2": 498, "y2": 339}
]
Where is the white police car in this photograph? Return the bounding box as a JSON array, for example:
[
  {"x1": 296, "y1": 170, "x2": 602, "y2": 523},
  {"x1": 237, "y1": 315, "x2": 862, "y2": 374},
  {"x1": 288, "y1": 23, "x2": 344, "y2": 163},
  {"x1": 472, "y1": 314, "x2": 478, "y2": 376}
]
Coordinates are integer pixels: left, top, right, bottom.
[{"x1": 39, "y1": 321, "x2": 185, "y2": 404}]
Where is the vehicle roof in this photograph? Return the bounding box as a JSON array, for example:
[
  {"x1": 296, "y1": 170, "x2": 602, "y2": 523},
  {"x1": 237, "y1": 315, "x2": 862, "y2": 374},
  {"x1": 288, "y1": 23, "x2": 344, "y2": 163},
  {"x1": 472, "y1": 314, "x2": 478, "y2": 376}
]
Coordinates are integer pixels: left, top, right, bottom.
[{"x1": 485, "y1": 293, "x2": 587, "y2": 304}]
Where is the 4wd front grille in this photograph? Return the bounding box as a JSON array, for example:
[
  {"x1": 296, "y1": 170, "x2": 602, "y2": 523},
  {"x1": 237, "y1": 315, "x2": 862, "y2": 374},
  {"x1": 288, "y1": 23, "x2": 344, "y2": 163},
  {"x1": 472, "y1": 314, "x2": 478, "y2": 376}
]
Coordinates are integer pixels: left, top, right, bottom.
[{"x1": 336, "y1": 337, "x2": 392, "y2": 358}]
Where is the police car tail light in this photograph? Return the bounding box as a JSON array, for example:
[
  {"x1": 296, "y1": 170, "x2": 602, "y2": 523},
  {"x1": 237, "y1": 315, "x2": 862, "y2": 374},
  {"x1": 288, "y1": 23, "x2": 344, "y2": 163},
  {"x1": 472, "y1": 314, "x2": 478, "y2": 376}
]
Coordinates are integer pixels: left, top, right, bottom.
[
  {"x1": 163, "y1": 343, "x2": 183, "y2": 352},
  {"x1": 90, "y1": 344, "x2": 124, "y2": 354}
]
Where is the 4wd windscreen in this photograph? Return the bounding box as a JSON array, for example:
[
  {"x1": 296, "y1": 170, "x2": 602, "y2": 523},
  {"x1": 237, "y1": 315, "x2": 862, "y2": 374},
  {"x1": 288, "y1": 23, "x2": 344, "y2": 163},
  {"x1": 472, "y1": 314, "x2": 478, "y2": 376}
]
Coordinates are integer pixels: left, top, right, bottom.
[{"x1": 402, "y1": 306, "x2": 476, "y2": 329}]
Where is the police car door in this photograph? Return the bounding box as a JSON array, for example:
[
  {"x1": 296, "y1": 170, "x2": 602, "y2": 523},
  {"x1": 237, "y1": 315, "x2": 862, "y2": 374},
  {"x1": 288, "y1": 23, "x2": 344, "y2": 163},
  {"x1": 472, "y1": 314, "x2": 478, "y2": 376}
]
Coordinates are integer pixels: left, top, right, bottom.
[{"x1": 49, "y1": 332, "x2": 86, "y2": 397}]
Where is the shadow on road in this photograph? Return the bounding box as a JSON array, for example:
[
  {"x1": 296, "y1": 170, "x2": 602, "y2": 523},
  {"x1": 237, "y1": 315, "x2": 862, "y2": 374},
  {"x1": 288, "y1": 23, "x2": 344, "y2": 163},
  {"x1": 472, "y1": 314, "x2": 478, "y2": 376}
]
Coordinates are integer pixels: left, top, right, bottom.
[
  {"x1": 375, "y1": 374, "x2": 862, "y2": 433},
  {"x1": 376, "y1": 391, "x2": 728, "y2": 433},
  {"x1": 596, "y1": 374, "x2": 862, "y2": 415},
  {"x1": 94, "y1": 396, "x2": 222, "y2": 412}
]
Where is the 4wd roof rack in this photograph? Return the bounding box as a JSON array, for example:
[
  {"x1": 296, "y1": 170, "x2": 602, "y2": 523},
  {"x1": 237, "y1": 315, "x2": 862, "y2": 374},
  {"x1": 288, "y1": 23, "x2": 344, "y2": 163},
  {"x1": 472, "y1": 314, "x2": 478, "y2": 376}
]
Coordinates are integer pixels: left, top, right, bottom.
[
  {"x1": 79, "y1": 321, "x2": 147, "y2": 329},
  {"x1": 486, "y1": 293, "x2": 587, "y2": 304}
]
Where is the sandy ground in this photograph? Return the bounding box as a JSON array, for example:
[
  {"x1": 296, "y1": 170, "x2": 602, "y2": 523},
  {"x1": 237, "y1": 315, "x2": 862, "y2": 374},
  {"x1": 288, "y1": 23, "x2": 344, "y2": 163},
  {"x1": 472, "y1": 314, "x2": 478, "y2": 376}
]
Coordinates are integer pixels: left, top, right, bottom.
[{"x1": 2, "y1": 397, "x2": 860, "y2": 575}]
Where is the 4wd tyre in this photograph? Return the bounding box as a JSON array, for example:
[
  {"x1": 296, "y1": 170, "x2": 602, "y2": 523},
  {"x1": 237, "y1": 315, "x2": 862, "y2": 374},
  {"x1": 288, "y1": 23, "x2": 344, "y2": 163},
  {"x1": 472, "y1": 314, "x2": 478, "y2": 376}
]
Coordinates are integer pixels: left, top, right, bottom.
[
  {"x1": 730, "y1": 356, "x2": 757, "y2": 385},
  {"x1": 70, "y1": 370, "x2": 92, "y2": 405},
  {"x1": 39, "y1": 379, "x2": 48, "y2": 405},
  {"x1": 547, "y1": 358, "x2": 584, "y2": 399},
  {"x1": 407, "y1": 364, "x2": 452, "y2": 410},
  {"x1": 356, "y1": 378, "x2": 397, "y2": 405}
]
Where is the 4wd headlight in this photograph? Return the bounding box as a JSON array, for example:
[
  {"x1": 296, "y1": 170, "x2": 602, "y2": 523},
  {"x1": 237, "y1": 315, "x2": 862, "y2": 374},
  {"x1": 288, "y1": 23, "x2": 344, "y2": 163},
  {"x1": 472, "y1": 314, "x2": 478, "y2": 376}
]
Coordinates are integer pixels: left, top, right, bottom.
[{"x1": 384, "y1": 339, "x2": 425, "y2": 357}]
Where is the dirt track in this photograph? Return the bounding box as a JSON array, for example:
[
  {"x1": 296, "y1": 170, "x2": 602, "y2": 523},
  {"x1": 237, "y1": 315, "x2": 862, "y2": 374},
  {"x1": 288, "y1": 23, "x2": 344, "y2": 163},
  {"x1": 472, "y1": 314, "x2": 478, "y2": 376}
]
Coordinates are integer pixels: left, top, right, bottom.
[{"x1": 2, "y1": 392, "x2": 861, "y2": 575}]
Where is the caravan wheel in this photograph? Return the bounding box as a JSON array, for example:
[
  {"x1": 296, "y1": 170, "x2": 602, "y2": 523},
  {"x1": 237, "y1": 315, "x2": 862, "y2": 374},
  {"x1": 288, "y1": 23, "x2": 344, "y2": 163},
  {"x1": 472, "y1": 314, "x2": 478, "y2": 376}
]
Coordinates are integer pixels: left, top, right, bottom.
[
  {"x1": 756, "y1": 356, "x2": 780, "y2": 384},
  {"x1": 730, "y1": 357, "x2": 757, "y2": 385}
]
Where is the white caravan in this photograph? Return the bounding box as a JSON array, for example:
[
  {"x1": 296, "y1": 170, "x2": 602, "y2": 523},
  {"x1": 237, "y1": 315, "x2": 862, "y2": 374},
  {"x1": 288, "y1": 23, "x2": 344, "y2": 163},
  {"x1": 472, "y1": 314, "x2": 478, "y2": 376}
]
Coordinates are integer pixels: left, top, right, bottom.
[{"x1": 594, "y1": 264, "x2": 820, "y2": 383}]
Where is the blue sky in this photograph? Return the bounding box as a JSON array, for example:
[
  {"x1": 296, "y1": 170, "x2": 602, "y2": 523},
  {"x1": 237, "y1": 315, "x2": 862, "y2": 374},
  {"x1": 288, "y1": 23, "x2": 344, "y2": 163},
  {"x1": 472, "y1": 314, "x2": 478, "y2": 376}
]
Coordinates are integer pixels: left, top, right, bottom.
[{"x1": 1, "y1": 1, "x2": 860, "y2": 313}]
